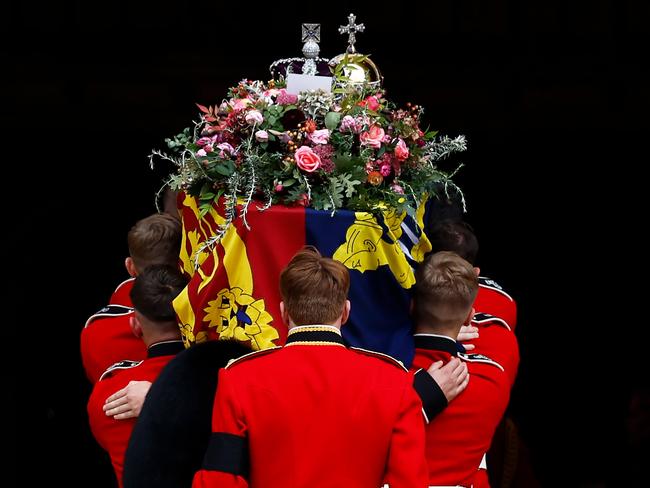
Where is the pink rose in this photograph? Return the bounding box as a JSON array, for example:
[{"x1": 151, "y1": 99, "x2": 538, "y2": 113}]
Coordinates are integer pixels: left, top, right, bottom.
[
  {"x1": 358, "y1": 95, "x2": 380, "y2": 111},
  {"x1": 359, "y1": 125, "x2": 385, "y2": 148},
  {"x1": 196, "y1": 137, "x2": 213, "y2": 147},
  {"x1": 294, "y1": 145, "x2": 321, "y2": 172},
  {"x1": 217, "y1": 143, "x2": 235, "y2": 158},
  {"x1": 255, "y1": 130, "x2": 269, "y2": 142},
  {"x1": 196, "y1": 149, "x2": 207, "y2": 157},
  {"x1": 365, "y1": 95, "x2": 380, "y2": 111},
  {"x1": 391, "y1": 183, "x2": 405, "y2": 194},
  {"x1": 275, "y1": 183, "x2": 283, "y2": 192},
  {"x1": 308, "y1": 129, "x2": 330, "y2": 145},
  {"x1": 231, "y1": 98, "x2": 251, "y2": 111},
  {"x1": 245, "y1": 110, "x2": 264, "y2": 125},
  {"x1": 394, "y1": 138, "x2": 410, "y2": 161},
  {"x1": 380, "y1": 162, "x2": 392, "y2": 176}
]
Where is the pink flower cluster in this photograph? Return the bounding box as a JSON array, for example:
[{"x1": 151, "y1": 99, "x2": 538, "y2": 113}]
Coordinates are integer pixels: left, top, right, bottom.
[
  {"x1": 188, "y1": 79, "x2": 434, "y2": 207},
  {"x1": 196, "y1": 135, "x2": 236, "y2": 158}
]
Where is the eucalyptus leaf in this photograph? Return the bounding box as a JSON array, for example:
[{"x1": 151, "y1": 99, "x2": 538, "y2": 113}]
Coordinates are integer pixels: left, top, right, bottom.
[{"x1": 324, "y1": 112, "x2": 341, "y2": 131}]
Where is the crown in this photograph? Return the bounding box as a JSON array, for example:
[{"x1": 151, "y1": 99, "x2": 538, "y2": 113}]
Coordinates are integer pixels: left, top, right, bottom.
[
  {"x1": 269, "y1": 23, "x2": 332, "y2": 80},
  {"x1": 269, "y1": 14, "x2": 382, "y2": 90}
]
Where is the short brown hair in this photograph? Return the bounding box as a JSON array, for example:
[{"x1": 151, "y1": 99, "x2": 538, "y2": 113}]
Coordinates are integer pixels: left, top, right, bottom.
[
  {"x1": 279, "y1": 246, "x2": 350, "y2": 326},
  {"x1": 414, "y1": 251, "x2": 478, "y2": 329},
  {"x1": 128, "y1": 213, "x2": 182, "y2": 272},
  {"x1": 426, "y1": 219, "x2": 479, "y2": 265}
]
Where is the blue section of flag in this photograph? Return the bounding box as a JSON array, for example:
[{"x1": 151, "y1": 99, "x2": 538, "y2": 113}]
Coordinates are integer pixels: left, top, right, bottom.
[{"x1": 305, "y1": 208, "x2": 415, "y2": 367}]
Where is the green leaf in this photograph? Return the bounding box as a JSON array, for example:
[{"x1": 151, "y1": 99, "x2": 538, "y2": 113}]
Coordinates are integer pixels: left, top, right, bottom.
[
  {"x1": 283, "y1": 178, "x2": 296, "y2": 187},
  {"x1": 214, "y1": 161, "x2": 235, "y2": 176},
  {"x1": 199, "y1": 203, "x2": 213, "y2": 218},
  {"x1": 324, "y1": 112, "x2": 341, "y2": 131}
]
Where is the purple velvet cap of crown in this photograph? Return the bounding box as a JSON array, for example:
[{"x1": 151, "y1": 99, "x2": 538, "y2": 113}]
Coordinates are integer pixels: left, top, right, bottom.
[{"x1": 269, "y1": 57, "x2": 333, "y2": 79}]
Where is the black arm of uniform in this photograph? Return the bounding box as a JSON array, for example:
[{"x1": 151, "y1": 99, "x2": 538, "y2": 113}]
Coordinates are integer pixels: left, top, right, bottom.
[
  {"x1": 202, "y1": 432, "x2": 249, "y2": 477},
  {"x1": 412, "y1": 369, "x2": 448, "y2": 423},
  {"x1": 122, "y1": 340, "x2": 251, "y2": 488}
]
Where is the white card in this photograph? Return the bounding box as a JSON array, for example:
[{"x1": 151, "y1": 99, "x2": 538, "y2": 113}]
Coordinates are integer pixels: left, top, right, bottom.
[{"x1": 286, "y1": 73, "x2": 333, "y2": 95}]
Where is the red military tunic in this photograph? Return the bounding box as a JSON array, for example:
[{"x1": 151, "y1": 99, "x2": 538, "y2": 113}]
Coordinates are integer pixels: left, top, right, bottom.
[
  {"x1": 469, "y1": 312, "x2": 520, "y2": 387},
  {"x1": 468, "y1": 277, "x2": 517, "y2": 488},
  {"x1": 412, "y1": 334, "x2": 512, "y2": 487},
  {"x1": 87, "y1": 340, "x2": 185, "y2": 488},
  {"x1": 192, "y1": 325, "x2": 428, "y2": 488},
  {"x1": 81, "y1": 305, "x2": 147, "y2": 384},
  {"x1": 466, "y1": 313, "x2": 520, "y2": 487},
  {"x1": 474, "y1": 276, "x2": 517, "y2": 330},
  {"x1": 109, "y1": 277, "x2": 135, "y2": 307}
]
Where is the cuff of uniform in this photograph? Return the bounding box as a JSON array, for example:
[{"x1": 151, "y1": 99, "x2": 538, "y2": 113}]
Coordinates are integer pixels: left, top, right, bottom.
[
  {"x1": 202, "y1": 432, "x2": 249, "y2": 477},
  {"x1": 413, "y1": 368, "x2": 448, "y2": 424}
]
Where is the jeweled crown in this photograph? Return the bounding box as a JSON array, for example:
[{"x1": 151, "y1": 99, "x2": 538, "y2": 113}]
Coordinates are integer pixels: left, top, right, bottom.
[{"x1": 269, "y1": 14, "x2": 382, "y2": 89}]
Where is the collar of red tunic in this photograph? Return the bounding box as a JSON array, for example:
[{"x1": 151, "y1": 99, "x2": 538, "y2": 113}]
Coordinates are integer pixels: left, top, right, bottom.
[
  {"x1": 413, "y1": 333, "x2": 459, "y2": 357},
  {"x1": 285, "y1": 325, "x2": 346, "y2": 347},
  {"x1": 147, "y1": 340, "x2": 185, "y2": 358}
]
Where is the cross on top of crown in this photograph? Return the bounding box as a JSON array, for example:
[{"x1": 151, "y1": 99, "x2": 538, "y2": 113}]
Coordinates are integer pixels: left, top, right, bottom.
[
  {"x1": 338, "y1": 13, "x2": 365, "y2": 54},
  {"x1": 302, "y1": 23, "x2": 321, "y2": 43}
]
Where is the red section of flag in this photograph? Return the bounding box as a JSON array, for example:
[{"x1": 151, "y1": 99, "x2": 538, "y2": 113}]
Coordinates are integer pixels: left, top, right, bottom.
[{"x1": 234, "y1": 205, "x2": 306, "y2": 346}]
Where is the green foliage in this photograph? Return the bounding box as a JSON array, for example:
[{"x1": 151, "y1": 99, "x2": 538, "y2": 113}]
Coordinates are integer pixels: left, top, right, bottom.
[
  {"x1": 165, "y1": 128, "x2": 192, "y2": 153},
  {"x1": 325, "y1": 112, "x2": 341, "y2": 131},
  {"x1": 150, "y1": 77, "x2": 467, "y2": 235}
]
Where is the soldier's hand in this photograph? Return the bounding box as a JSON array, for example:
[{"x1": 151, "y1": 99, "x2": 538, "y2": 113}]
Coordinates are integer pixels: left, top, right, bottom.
[
  {"x1": 456, "y1": 325, "x2": 479, "y2": 351},
  {"x1": 103, "y1": 380, "x2": 152, "y2": 420},
  {"x1": 427, "y1": 358, "x2": 469, "y2": 403}
]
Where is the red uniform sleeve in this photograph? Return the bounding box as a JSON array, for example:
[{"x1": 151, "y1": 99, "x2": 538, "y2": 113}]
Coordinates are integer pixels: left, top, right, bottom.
[
  {"x1": 192, "y1": 368, "x2": 248, "y2": 488},
  {"x1": 478, "y1": 326, "x2": 520, "y2": 387},
  {"x1": 382, "y1": 379, "x2": 428, "y2": 487},
  {"x1": 87, "y1": 379, "x2": 136, "y2": 487}
]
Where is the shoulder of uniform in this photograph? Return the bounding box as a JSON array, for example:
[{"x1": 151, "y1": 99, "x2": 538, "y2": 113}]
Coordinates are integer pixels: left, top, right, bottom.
[
  {"x1": 224, "y1": 346, "x2": 281, "y2": 369},
  {"x1": 99, "y1": 359, "x2": 143, "y2": 380},
  {"x1": 471, "y1": 312, "x2": 512, "y2": 331},
  {"x1": 458, "y1": 352, "x2": 504, "y2": 371},
  {"x1": 113, "y1": 277, "x2": 135, "y2": 292},
  {"x1": 84, "y1": 305, "x2": 133, "y2": 328},
  {"x1": 478, "y1": 276, "x2": 514, "y2": 302},
  {"x1": 349, "y1": 347, "x2": 408, "y2": 372}
]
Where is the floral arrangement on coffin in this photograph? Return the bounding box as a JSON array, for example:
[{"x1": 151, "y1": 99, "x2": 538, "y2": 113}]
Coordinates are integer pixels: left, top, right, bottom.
[{"x1": 151, "y1": 77, "x2": 467, "y2": 247}]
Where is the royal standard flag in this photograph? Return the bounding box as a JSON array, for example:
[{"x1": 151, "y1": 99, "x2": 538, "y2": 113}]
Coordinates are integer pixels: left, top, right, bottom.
[{"x1": 173, "y1": 192, "x2": 432, "y2": 366}]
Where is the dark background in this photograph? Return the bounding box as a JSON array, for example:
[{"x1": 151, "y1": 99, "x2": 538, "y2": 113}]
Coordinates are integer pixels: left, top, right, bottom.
[{"x1": 5, "y1": 0, "x2": 648, "y2": 486}]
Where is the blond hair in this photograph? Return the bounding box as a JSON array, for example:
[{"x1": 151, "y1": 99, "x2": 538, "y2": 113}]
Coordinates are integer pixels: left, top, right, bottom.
[
  {"x1": 127, "y1": 213, "x2": 182, "y2": 271},
  {"x1": 414, "y1": 251, "x2": 478, "y2": 329}
]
